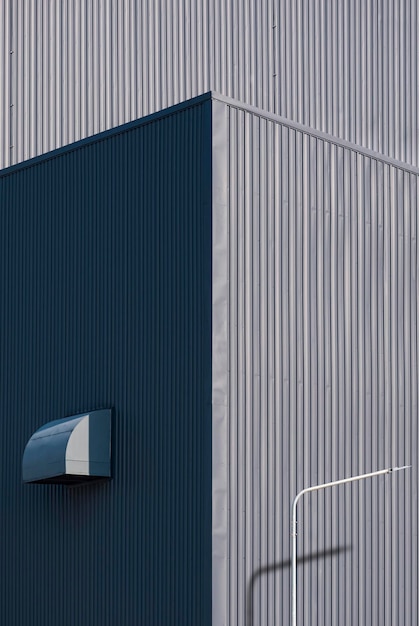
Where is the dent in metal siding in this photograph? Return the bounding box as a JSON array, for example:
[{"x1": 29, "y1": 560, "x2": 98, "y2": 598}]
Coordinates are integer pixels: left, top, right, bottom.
[
  {"x1": 212, "y1": 97, "x2": 418, "y2": 625},
  {"x1": 1, "y1": 1, "x2": 419, "y2": 169},
  {"x1": 0, "y1": 97, "x2": 212, "y2": 625}
]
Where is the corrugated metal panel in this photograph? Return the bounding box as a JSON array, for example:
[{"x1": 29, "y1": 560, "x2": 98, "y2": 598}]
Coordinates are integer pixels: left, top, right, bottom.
[
  {"x1": 0, "y1": 0, "x2": 12, "y2": 165},
  {"x1": 1, "y1": 0, "x2": 418, "y2": 169},
  {"x1": 0, "y1": 96, "x2": 212, "y2": 625},
  {"x1": 211, "y1": 96, "x2": 418, "y2": 625}
]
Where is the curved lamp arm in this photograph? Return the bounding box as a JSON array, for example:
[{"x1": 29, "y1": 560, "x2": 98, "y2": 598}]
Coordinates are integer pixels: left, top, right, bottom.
[{"x1": 291, "y1": 465, "x2": 411, "y2": 626}]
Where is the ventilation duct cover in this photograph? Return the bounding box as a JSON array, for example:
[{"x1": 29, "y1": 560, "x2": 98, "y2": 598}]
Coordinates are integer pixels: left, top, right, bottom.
[{"x1": 22, "y1": 409, "x2": 112, "y2": 485}]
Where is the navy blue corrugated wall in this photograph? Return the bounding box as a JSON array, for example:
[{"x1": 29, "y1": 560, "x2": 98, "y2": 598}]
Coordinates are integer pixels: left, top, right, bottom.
[{"x1": 0, "y1": 95, "x2": 212, "y2": 625}]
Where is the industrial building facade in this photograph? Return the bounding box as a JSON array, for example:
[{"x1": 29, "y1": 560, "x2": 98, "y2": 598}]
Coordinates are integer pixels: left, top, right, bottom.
[{"x1": 0, "y1": 3, "x2": 417, "y2": 626}]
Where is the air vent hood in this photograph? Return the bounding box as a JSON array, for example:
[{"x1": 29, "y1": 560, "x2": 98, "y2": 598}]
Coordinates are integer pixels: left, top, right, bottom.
[{"x1": 22, "y1": 409, "x2": 112, "y2": 485}]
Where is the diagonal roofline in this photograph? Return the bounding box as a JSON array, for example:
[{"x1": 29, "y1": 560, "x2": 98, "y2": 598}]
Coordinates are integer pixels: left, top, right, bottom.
[
  {"x1": 2, "y1": 90, "x2": 419, "y2": 178},
  {"x1": 211, "y1": 91, "x2": 419, "y2": 176}
]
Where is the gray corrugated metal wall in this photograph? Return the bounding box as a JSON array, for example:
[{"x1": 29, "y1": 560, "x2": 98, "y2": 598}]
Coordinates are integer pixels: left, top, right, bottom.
[
  {"x1": 211, "y1": 95, "x2": 418, "y2": 625},
  {"x1": 1, "y1": 0, "x2": 418, "y2": 169},
  {"x1": 0, "y1": 96, "x2": 212, "y2": 625},
  {"x1": 1, "y1": 81, "x2": 417, "y2": 624}
]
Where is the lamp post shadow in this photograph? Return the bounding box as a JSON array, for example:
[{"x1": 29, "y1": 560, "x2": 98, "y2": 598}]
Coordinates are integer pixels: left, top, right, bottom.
[{"x1": 246, "y1": 545, "x2": 352, "y2": 626}]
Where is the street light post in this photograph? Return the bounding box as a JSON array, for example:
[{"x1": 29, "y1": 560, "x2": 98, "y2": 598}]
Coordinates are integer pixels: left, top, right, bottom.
[{"x1": 291, "y1": 465, "x2": 411, "y2": 626}]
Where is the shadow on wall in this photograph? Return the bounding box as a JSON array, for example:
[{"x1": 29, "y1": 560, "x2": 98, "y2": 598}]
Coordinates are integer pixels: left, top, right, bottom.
[{"x1": 246, "y1": 546, "x2": 352, "y2": 626}]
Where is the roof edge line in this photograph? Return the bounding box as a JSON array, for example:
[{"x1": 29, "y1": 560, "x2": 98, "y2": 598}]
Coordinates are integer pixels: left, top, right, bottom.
[
  {"x1": 3, "y1": 89, "x2": 418, "y2": 177},
  {"x1": 0, "y1": 92, "x2": 213, "y2": 177},
  {"x1": 210, "y1": 92, "x2": 419, "y2": 176}
]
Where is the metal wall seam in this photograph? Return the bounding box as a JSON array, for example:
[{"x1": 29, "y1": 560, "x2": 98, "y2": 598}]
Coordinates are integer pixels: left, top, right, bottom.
[
  {"x1": 221, "y1": 101, "x2": 417, "y2": 625},
  {"x1": 211, "y1": 97, "x2": 229, "y2": 626}
]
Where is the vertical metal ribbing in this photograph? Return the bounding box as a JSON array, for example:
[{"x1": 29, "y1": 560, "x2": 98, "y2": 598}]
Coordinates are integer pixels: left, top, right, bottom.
[
  {"x1": 1, "y1": 1, "x2": 419, "y2": 169},
  {"x1": 0, "y1": 97, "x2": 213, "y2": 625},
  {"x1": 221, "y1": 101, "x2": 417, "y2": 626},
  {"x1": 8, "y1": 0, "x2": 14, "y2": 161},
  {"x1": 0, "y1": 1, "x2": 10, "y2": 168}
]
